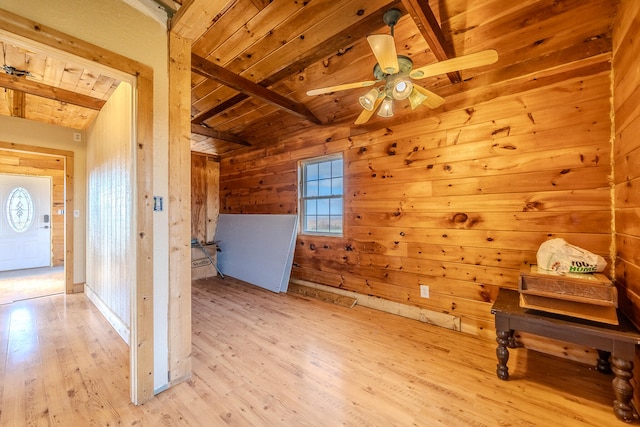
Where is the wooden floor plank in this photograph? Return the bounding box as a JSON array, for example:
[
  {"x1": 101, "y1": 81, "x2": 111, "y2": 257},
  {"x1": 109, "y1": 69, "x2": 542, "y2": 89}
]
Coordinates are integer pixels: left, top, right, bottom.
[{"x1": 0, "y1": 275, "x2": 621, "y2": 426}]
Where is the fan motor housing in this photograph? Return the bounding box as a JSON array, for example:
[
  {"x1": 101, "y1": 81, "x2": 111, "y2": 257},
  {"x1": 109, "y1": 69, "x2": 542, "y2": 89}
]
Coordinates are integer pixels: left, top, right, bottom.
[{"x1": 373, "y1": 55, "x2": 413, "y2": 81}]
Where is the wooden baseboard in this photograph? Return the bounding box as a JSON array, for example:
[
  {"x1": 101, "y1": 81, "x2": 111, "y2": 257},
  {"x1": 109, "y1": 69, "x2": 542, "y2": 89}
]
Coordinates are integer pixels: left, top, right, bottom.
[
  {"x1": 289, "y1": 279, "x2": 461, "y2": 331},
  {"x1": 73, "y1": 282, "x2": 85, "y2": 293},
  {"x1": 168, "y1": 371, "x2": 192, "y2": 388},
  {"x1": 85, "y1": 285, "x2": 130, "y2": 345},
  {"x1": 288, "y1": 282, "x2": 357, "y2": 308}
]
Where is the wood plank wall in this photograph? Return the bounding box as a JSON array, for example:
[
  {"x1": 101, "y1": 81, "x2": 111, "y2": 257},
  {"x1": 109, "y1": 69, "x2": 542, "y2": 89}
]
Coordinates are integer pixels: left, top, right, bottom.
[
  {"x1": 612, "y1": 0, "x2": 640, "y2": 407},
  {"x1": 85, "y1": 83, "x2": 134, "y2": 342},
  {"x1": 191, "y1": 152, "x2": 220, "y2": 243},
  {"x1": 220, "y1": 2, "x2": 615, "y2": 364},
  {"x1": 0, "y1": 149, "x2": 64, "y2": 266}
]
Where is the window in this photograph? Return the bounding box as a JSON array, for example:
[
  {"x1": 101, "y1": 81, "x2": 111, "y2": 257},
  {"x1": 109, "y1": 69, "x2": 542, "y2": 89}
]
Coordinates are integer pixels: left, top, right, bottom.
[
  {"x1": 6, "y1": 187, "x2": 35, "y2": 233},
  {"x1": 300, "y1": 154, "x2": 343, "y2": 235}
]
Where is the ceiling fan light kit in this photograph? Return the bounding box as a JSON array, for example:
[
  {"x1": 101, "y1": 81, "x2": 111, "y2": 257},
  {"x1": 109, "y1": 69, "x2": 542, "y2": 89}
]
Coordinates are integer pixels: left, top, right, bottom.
[
  {"x1": 408, "y1": 88, "x2": 427, "y2": 110},
  {"x1": 377, "y1": 97, "x2": 394, "y2": 117},
  {"x1": 391, "y1": 76, "x2": 413, "y2": 100},
  {"x1": 359, "y1": 87, "x2": 380, "y2": 111},
  {"x1": 306, "y1": 8, "x2": 499, "y2": 124}
]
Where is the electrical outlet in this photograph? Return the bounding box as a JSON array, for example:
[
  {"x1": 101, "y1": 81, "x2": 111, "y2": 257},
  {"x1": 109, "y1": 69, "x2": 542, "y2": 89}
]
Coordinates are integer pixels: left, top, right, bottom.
[
  {"x1": 420, "y1": 285, "x2": 430, "y2": 298},
  {"x1": 73, "y1": 132, "x2": 82, "y2": 142}
]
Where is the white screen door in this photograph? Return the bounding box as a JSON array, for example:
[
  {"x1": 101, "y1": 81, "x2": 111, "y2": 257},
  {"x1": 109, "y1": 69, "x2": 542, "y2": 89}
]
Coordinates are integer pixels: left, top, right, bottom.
[{"x1": 0, "y1": 174, "x2": 52, "y2": 271}]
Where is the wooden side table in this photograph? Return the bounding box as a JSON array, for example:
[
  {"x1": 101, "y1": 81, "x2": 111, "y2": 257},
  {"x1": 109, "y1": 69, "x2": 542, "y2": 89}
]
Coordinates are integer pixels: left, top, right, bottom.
[{"x1": 491, "y1": 289, "x2": 640, "y2": 422}]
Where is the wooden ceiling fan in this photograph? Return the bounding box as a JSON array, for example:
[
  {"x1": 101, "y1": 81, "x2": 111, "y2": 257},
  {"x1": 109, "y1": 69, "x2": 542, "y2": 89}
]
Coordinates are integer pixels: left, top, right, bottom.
[{"x1": 306, "y1": 8, "x2": 498, "y2": 124}]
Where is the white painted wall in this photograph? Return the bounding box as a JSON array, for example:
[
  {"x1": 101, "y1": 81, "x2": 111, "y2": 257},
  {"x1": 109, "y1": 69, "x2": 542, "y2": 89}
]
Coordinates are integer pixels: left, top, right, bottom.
[
  {"x1": 0, "y1": 0, "x2": 170, "y2": 393},
  {"x1": 85, "y1": 82, "x2": 134, "y2": 343}
]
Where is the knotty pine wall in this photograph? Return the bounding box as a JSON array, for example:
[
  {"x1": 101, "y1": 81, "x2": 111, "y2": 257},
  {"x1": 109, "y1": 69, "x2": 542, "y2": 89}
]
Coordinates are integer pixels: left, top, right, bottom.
[
  {"x1": 191, "y1": 152, "x2": 220, "y2": 244},
  {"x1": 220, "y1": 36, "x2": 613, "y2": 364},
  {"x1": 0, "y1": 149, "x2": 64, "y2": 266},
  {"x1": 614, "y1": 0, "x2": 640, "y2": 332},
  {"x1": 613, "y1": 0, "x2": 640, "y2": 406},
  {"x1": 85, "y1": 82, "x2": 134, "y2": 343}
]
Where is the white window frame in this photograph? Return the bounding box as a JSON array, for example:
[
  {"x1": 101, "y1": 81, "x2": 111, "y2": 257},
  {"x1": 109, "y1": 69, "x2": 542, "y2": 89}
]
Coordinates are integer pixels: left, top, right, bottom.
[{"x1": 299, "y1": 153, "x2": 344, "y2": 236}]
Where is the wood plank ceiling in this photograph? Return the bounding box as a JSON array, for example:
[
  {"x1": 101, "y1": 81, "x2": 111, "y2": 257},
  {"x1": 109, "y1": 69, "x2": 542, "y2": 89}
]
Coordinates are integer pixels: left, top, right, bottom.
[
  {"x1": 176, "y1": 0, "x2": 616, "y2": 157},
  {"x1": 0, "y1": 1, "x2": 616, "y2": 158},
  {"x1": 0, "y1": 34, "x2": 120, "y2": 129}
]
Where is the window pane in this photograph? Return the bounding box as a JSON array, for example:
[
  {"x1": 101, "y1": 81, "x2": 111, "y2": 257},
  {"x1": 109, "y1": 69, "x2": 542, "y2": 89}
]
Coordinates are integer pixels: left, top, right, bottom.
[
  {"x1": 317, "y1": 198, "x2": 330, "y2": 215},
  {"x1": 330, "y1": 216, "x2": 343, "y2": 233},
  {"x1": 6, "y1": 187, "x2": 34, "y2": 233},
  {"x1": 318, "y1": 178, "x2": 332, "y2": 196},
  {"x1": 306, "y1": 163, "x2": 318, "y2": 181},
  {"x1": 318, "y1": 161, "x2": 332, "y2": 179},
  {"x1": 305, "y1": 180, "x2": 318, "y2": 197},
  {"x1": 332, "y1": 159, "x2": 343, "y2": 177},
  {"x1": 332, "y1": 177, "x2": 343, "y2": 196},
  {"x1": 305, "y1": 199, "x2": 317, "y2": 215},
  {"x1": 330, "y1": 197, "x2": 342, "y2": 214},
  {"x1": 316, "y1": 216, "x2": 330, "y2": 232},
  {"x1": 305, "y1": 215, "x2": 317, "y2": 232}
]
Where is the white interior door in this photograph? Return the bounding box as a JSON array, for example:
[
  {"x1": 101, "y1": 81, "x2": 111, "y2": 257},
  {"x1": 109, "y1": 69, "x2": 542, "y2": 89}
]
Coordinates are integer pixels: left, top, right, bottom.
[{"x1": 0, "y1": 174, "x2": 52, "y2": 271}]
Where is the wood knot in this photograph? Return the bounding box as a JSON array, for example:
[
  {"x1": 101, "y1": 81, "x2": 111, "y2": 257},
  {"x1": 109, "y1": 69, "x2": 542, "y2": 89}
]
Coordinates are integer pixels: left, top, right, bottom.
[
  {"x1": 523, "y1": 201, "x2": 543, "y2": 211},
  {"x1": 480, "y1": 291, "x2": 491, "y2": 302},
  {"x1": 452, "y1": 213, "x2": 468, "y2": 224}
]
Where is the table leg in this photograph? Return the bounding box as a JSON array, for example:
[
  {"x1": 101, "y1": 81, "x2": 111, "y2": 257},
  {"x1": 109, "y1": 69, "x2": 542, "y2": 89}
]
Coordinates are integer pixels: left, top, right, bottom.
[
  {"x1": 496, "y1": 329, "x2": 513, "y2": 380},
  {"x1": 611, "y1": 356, "x2": 636, "y2": 422},
  {"x1": 596, "y1": 350, "x2": 612, "y2": 374}
]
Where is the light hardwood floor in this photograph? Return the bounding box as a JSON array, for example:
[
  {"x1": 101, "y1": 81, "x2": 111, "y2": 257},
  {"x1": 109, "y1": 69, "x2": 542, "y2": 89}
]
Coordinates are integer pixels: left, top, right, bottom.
[
  {"x1": 0, "y1": 267, "x2": 64, "y2": 305},
  {"x1": 0, "y1": 276, "x2": 621, "y2": 426}
]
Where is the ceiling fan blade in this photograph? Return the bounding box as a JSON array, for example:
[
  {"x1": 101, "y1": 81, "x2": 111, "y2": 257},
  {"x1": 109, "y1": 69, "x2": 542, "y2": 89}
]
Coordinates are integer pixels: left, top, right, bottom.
[
  {"x1": 413, "y1": 85, "x2": 445, "y2": 109},
  {"x1": 306, "y1": 80, "x2": 376, "y2": 96},
  {"x1": 354, "y1": 95, "x2": 384, "y2": 125},
  {"x1": 367, "y1": 34, "x2": 399, "y2": 74},
  {"x1": 410, "y1": 49, "x2": 499, "y2": 80}
]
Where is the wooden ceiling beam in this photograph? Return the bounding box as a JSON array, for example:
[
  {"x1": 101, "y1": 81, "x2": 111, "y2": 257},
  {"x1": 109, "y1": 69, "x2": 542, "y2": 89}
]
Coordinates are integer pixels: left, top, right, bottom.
[
  {"x1": 9, "y1": 89, "x2": 26, "y2": 118},
  {"x1": 191, "y1": 1, "x2": 404, "y2": 125},
  {"x1": 190, "y1": 124, "x2": 251, "y2": 146},
  {"x1": 192, "y1": 53, "x2": 321, "y2": 125},
  {"x1": 248, "y1": 0, "x2": 271, "y2": 11},
  {"x1": 401, "y1": 0, "x2": 461, "y2": 83},
  {"x1": 0, "y1": 72, "x2": 106, "y2": 110},
  {"x1": 267, "y1": 1, "x2": 405, "y2": 84},
  {"x1": 192, "y1": 93, "x2": 248, "y2": 125}
]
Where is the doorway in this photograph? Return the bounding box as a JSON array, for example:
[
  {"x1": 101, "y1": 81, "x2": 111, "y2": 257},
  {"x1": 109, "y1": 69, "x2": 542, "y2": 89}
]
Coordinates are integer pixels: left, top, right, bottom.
[
  {"x1": 0, "y1": 173, "x2": 64, "y2": 304},
  {"x1": 0, "y1": 6, "x2": 156, "y2": 403}
]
